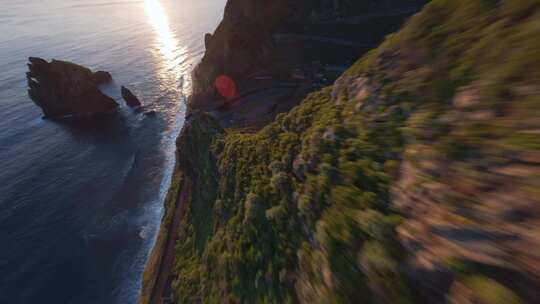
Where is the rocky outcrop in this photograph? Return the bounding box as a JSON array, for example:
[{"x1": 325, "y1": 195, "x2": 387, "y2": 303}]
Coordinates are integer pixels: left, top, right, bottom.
[
  {"x1": 91, "y1": 70, "x2": 112, "y2": 84},
  {"x1": 190, "y1": 0, "x2": 288, "y2": 108},
  {"x1": 190, "y1": 0, "x2": 425, "y2": 109},
  {"x1": 121, "y1": 86, "x2": 142, "y2": 107},
  {"x1": 26, "y1": 57, "x2": 118, "y2": 118}
]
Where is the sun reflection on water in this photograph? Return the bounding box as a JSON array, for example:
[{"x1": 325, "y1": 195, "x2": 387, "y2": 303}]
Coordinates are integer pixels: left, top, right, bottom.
[{"x1": 144, "y1": 0, "x2": 187, "y2": 82}]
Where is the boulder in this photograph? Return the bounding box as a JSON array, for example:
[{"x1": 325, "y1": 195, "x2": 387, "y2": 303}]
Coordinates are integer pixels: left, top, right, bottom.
[
  {"x1": 26, "y1": 57, "x2": 118, "y2": 118},
  {"x1": 121, "y1": 86, "x2": 142, "y2": 107}
]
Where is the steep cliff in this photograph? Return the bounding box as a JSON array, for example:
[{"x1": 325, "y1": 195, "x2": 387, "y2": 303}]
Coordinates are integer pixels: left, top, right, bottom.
[
  {"x1": 142, "y1": 0, "x2": 540, "y2": 303},
  {"x1": 190, "y1": 0, "x2": 426, "y2": 109}
]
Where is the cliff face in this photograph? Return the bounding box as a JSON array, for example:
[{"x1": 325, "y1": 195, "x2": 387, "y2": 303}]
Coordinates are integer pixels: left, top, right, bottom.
[
  {"x1": 140, "y1": 112, "x2": 223, "y2": 304},
  {"x1": 191, "y1": 0, "x2": 287, "y2": 107},
  {"x1": 142, "y1": 0, "x2": 540, "y2": 303},
  {"x1": 191, "y1": 0, "x2": 426, "y2": 109}
]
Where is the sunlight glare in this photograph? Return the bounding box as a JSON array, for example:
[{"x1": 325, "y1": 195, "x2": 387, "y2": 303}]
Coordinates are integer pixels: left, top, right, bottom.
[{"x1": 144, "y1": 0, "x2": 185, "y2": 70}]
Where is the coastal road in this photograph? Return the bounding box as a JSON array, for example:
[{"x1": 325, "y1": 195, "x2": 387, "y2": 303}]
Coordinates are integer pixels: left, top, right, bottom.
[{"x1": 149, "y1": 177, "x2": 193, "y2": 304}]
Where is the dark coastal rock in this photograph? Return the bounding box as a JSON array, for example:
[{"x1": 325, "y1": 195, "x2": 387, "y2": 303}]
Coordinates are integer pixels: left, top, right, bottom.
[
  {"x1": 132, "y1": 105, "x2": 155, "y2": 117},
  {"x1": 26, "y1": 57, "x2": 118, "y2": 118},
  {"x1": 91, "y1": 71, "x2": 112, "y2": 84},
  {"x1": 204, "y1": 33, "x2": 213, "y2": 49},
  {"x1": 121, "y1": 86, "x2": 142, "y2": 107}
]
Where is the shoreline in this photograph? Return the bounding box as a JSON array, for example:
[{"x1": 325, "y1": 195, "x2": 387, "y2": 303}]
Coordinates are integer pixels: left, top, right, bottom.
[
  {"x1": 137, "y1": 99, "x2": 188, "y2": 304},
  {"x1": 139, "y1": 111, "x2": 222, "y2": 304},
  {"x1": 139, "y1": 162, "x2": 184, "y2": 304},
  {"x1": 148, "y1": 176, "x2": 192, "y2": 304}
]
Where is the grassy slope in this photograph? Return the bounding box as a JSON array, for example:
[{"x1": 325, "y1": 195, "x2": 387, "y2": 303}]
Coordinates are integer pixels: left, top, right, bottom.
[{"x1": 166, "y1": 0, "x2": 540, "y2": 303}]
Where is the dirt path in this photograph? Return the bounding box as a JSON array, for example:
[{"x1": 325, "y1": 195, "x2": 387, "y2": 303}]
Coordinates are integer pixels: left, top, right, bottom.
[{"x1": 149, "y1": 177, "x2": 193, "y2": 304}]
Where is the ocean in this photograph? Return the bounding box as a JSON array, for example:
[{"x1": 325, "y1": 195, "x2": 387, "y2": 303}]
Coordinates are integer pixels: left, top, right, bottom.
[{"x1": 0, "y1": 0, "x2": 225, "y2": 303}]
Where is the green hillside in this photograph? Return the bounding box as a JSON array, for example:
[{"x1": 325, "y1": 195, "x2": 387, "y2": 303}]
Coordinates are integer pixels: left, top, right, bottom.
[{"x1": 147, "y1": 0, "x2": 540, "y2": 302}]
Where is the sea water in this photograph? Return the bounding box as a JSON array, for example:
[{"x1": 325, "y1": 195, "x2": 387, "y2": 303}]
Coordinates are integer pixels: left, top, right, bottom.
[{"x1": 0, "y1": 0, "x2": 224, "y2": 302}]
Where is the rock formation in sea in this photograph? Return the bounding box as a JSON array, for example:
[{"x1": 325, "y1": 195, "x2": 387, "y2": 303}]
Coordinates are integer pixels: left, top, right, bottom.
[
  {"x1": 121, "y1": 86, "x2": 142, "y2": 107},
  {"x1": 26, "y1": 57, "x2": 118, "y2": 118},
  {"x1": 91, "y1": 70, "x2": 112, "y2": 84}
]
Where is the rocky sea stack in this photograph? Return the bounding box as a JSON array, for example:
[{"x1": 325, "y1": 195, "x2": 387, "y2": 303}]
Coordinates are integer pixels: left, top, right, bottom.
[
  {"x1": 26, "y1": 57, "x2": 118, "y2": 118},
  {"x1": 121, "y1": 86, "x2": 142, "y2": 107}
]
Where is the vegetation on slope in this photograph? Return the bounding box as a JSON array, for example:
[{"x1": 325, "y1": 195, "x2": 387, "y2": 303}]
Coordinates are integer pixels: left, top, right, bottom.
[
  {"x1": 173, "y1": 84, "x2": 412, "y2": 302},
  {"x1": 163, "y1": 0, "x2": 540, "y2": 302}
]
